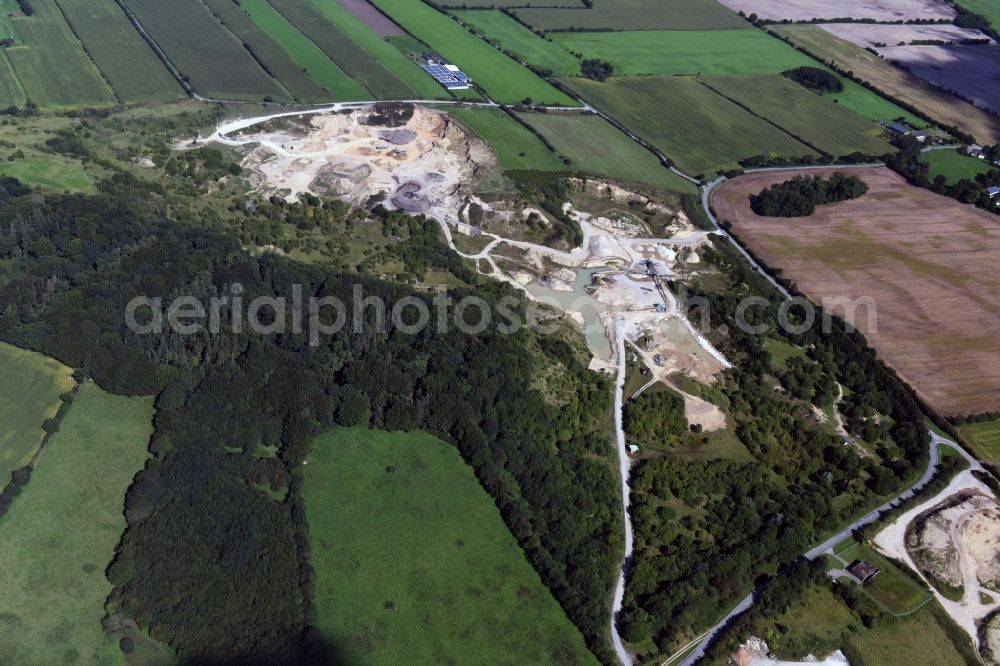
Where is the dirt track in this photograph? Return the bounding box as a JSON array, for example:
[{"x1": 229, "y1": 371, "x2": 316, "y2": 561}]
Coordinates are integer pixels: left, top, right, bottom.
[{"x1": 712, "y1": 166, "x2": 1000, "y2": 417}]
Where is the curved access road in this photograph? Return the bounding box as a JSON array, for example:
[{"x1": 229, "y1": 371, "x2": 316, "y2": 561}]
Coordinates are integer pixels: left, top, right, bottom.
[
  {"x1": 610, "y1": 316, "x2": 636, "y2": 665},
  {"x1": 676, "y1": 430, "x2": 980, "y2": 666}
]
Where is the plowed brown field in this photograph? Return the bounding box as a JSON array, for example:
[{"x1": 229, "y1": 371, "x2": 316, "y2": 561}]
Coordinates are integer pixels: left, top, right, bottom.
[{"x1": 713, "y1": 166, "x2": 1000, "y2": 417}]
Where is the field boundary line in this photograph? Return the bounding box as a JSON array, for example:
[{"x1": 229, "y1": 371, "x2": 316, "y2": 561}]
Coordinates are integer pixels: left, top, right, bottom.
[
  {"x1": 50, "y1": 0, "x2": 122, "y2": 105},
  {"x1": 0, "y1": 49, "x2": 27, "y2": 106},
  {"x1": 254, "y1": 0, "x2": 367, "y2": 100},
  {"x1": 697, "y1": 78, "x2": 826, "y2": 159},
  {"x1": 109, "y1": 0, "x2": 194, "y2": 97},
  {"x1": 195, "y1": 0, "x2": 296, "y2": 102}
]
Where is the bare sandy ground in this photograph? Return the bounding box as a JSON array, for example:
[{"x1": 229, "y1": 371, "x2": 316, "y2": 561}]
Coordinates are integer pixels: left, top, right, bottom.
[
  {"x1": 882, "y1": 44, "x2": 1000, "y2": 114},
  {"x1": 821, "y1": 23, "x2": 992, "y2": 49},
  {"x1": 216, "y1": 106, "x2": 494, "y2": 224},
  {"x1": 712, "y1": 166, "x2": 1000, "y2": 417},
  {"x1": 715, "y1": 0, "x2": 953, "y2": 22},
  {"x1": 875, "y1": 469, "x2": 1000, "y2": 647}
]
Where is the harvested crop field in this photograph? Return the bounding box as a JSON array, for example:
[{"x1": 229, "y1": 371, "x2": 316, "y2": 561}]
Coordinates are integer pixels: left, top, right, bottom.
[
  {"x1": 881, "y1": 44, "x2": 1000, "y2": 115},
  {"x1": 715, "y1": 0, "x2": 954, "y2": 21},
  {"x1": 337, "y1": 0, "x2": 404, "y2": 36},
  {"x1": 712, "y1": 166, "x2": 1000, "y2": 417},
  {"x1": 820, "y1": 23, "x2": 993, "y2": 50},
  {"x1": 774, "y1": 25, "x2": 1000, "y2": 144}
]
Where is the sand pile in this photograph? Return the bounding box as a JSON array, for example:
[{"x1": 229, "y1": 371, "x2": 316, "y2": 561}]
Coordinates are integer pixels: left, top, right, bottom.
[{"x1": 220, "y1": 105, "x2": 494, "y2": 222}]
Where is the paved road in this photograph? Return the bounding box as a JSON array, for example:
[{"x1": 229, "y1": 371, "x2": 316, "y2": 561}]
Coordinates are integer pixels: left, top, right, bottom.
[
  {"x1": 676, "y1": 430, "x2": 980, "y2": 666},
  {"x1": 699, "y1": 177, "x2": 791, "y2": 300},
  {"x1": 610, "y1": 317, "x2": 636, "y2": 666}
]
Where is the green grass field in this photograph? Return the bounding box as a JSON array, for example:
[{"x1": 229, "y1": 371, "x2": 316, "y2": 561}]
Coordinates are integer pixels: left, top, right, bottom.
[
  {"x1": 0, "y1": 342, "x2": 74, "y2": 484},
  {"x1": 265, "y1": 0, "x2": 416, "y2": 99},
  {"x1": 0, "y1": 52, "x2": 25, "y2": 107},
  {"x1": 53, "y1": 0, "x2": 181, "y2": 103},
  {"x1": 959, "y1": 419, "x2": 1000, "y2": 465},
  {"x1": 954, "y1": 0, "x2": 1000, "y2": 32},
  {"x1": 120, "y1": 0, "x2": 288, "y2": 101},
  {"x1": 760, "y1": 583, "x2": 968, "y2": 665},
  {"x1": 701, "y1": 75, "x2": 894, "y2": 157},
  {"x1": 552, "y1": 29, "x2": 814, "y2": 76},
  {"x1": 921, "y1": 149, "x2": 993, "y2": 184},
  {"x1": 304, "y1": 427, "x2": 598, "y2": 665},
  {"x1": 0, "y1": 154, "x2": 95, "y2": 192},
  {"x1": 371, "y1": 0, "x2": 576, "y2": 105},
  {"x1": 0, "y1": 383, "x2": 153, "y2": 666},
  {"x1": 562, "y1": 76, "x2": 816, "y2": 176},
  {"x1": 518, "y1": 112, "x2": 698, "y2": 192},
  {"x1": 233, "y1": 0, "x2": 365, "y2": 100},
  {"x1": 830, "y1": 76, "x2": 922, "y2": 126},
  {"x1": 512, "y1": 0, "x2": 747, "y2": 31},
  {"x1": 454, "y1": 10, "x2": 580, "y2": 75},
  {"x1": 448, "y1": 107, "x2": 564, "y2": 170},
  {"x1": 304, "y1": 0, "x2": 446, "y2": 99},
  {"x1": 0, "y1": 0, "x2": 21, "y2": 42},
  {"x1": 838, "y1": 542, "x2": 931, "y2": 615},
  {"x1": 200, "y1": 0, "x2": 333, "y2": 102},
  {"x1": 3, "y1": 0, "x2": 116, "y2": 108}
]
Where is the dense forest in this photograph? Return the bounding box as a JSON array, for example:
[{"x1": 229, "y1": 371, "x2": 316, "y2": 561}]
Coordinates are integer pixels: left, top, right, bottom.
[
  {"x1": 618, "y1": 240, "x2": 931, "y2": 652},
  {"x1": 623, "y1": 389, "x2": 687, "y2": 447},
  {"x1": 0, "y1": 175, "x2": 621, "y2": 663},
  {"x1": 750, "y1": 173, "x2": 869, "y2": 217}
]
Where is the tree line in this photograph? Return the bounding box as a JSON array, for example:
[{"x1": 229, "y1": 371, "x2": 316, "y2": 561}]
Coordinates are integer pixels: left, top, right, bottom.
[{"x1": 0, "y1": 174, "x2": 621, "y2": 664}]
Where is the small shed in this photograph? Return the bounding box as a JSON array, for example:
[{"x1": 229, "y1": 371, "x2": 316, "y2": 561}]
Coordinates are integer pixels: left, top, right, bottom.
[{"x1": 847, "y1": 560, "x2": 880, "y2": 585}]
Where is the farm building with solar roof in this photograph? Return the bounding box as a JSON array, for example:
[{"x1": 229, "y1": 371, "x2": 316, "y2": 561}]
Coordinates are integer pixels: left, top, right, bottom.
[{"x1": 420, "y1": 58, "x2": 472, "y2": 90}]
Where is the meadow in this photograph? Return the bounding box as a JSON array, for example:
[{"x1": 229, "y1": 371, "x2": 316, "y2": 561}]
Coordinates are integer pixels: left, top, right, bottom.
[
  {"x1": 303, "y1": 0, "x2": 445, "y2": 99},
  {"x1": 773, "y1": 25, "x2": 1000, "y2": 144},
  {"x1": 265, "y1": 0, "x2": 414, "y2": 99},
  {"x1": 54, "y1": 0, "x2": 181, "y2": 103},
  {"x1": 201, "y1": 0, "x2": 334, "y2": 102},
  {"x1": 303, "y1": 427, "x2": 598, "y2": 665},
  {"x1": 512, "y1": 0, "x2": 747, "y2": 31},
  {"x1": 0, "y1": 343, "x2": 74, "y2": 483},
  {"x1": 3, "y1": 0, "x2": 116, "y2": 108},
  {"x1": 448, "y1": 107, "x2": 564, "y2": 171},
  {"x1": 755, "y1": 583, "x2": 969, "y2": 665},
  {"x1": 0, "y1": 0, "x2": 20, "y2": 42},
  {"x1": 454, "y1": 10, "x2": 580, "y2": 75},
  {"x1": 229, "y1": 0, "x2": 364, "y2": 101},
  {"x1": 562, "y1": 76, "x2": 816, "y2": 176},
  {"x1": 552, "y1": 29, "x2": 814, "y2": 76},
  {"x1": 518, "y1": 112, "x2": 699, "y2": 192},
  {"x1": 921, "y1": 148, "x2": 993, "y2": 184},
  {"x1": 0, "y1": 383, "x2": 153, "y2": 666},
  {"x1": 955, "y1": 0, "x2": 1000, "y2": 32},
  {"x1": 120, "y1": 0, "x2": 288, "y2": 101},
  {"x1": 0, "y1": 54, "x2": 24, "y2": 107},
  {"x1": 701, "y1": 75, "x2": 894, "y2": 156},
  {"x1": 837, "y1": 542, "x2": 931, "y2": 615},
  {"x1": 371, "y1": 0, "x2": 577, "y2": 105},
  {"x1": 959, "y1": 419, "x2": 1000, "y2": 466}
]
